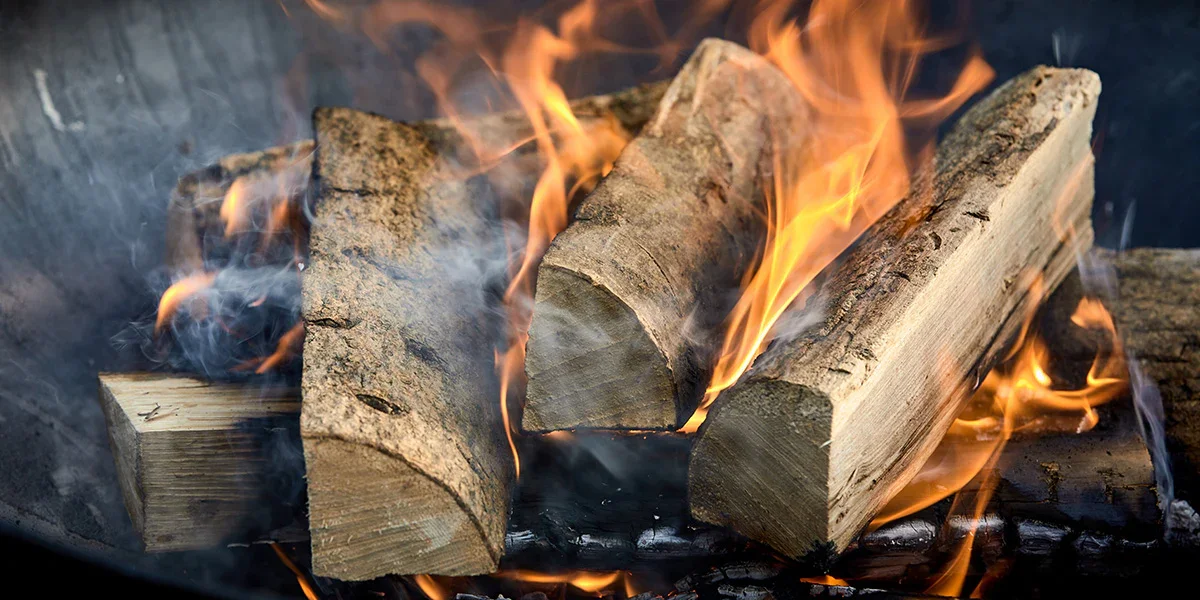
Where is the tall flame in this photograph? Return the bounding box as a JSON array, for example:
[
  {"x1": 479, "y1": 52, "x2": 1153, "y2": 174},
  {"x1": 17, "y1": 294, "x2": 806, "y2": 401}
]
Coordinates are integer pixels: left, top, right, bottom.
[{"x1": 681, "y1": 0, "x2": 993, "y2": 432}]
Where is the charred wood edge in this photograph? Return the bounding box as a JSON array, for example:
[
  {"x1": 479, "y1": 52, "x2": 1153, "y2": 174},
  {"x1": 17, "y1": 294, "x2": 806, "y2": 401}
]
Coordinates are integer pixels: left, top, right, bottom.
[{"x1": 163, "y1": 80, "x2": 671, "y2": 273}]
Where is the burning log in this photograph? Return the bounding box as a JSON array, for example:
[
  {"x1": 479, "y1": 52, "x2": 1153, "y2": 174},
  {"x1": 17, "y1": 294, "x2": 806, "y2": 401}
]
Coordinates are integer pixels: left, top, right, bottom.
[
  {"x1": 165, "y1": 141, "x2": 314, "y2": 273},
  {"x1": 300, "y1": 81, "x2": 670, "y2": 581},
  {"x1": 300, "y1": 106, "x2": 514, "y2": 580},
  {"x1": 1099, "y1": 248, "x2": 1200, "y2": 502},
  {"x1": 522, "y1": 39, "x2": 809, "y2": 431},
  {"x1": 689, "y1": 66, "x2": 1101, "y2": 557},
  {"x1": 162, "y1": 83, "x2": 670, "y2": 274},
  {"x1": 96, "y1": 373, "x2": 304, "y2": 551}
]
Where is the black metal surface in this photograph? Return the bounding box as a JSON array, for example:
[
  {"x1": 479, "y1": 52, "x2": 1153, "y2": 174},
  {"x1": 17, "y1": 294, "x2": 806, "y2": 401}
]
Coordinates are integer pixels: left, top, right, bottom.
[{"x1": 0, "y1": 0, "x2": 1197, "y2": 596}]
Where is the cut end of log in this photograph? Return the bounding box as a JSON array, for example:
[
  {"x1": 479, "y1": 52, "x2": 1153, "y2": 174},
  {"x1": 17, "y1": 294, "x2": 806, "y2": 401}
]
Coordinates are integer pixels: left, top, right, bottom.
[
  {"x1": 523, "y1": 265, "x2": 677, "y2": 431},
  {"x1": 304, "y1": 437, "x2": 499, "y2": 580},
  {"x1": 523, "y1": 38, "x2": 810, "y2": 431},
  {"x1": 688, "y1": 380, "x2": 834, "y2": 555},
  {"x1": 97, "y1": 373, "x2": 301, "y2": 551},
  {"x1": 690, "y1": 66, "x2": 1101, "y2": 557}
]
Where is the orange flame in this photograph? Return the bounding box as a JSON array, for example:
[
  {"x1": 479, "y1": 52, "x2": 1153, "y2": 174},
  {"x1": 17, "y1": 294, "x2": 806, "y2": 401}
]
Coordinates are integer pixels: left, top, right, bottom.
[
  {"x1": 412, "y1": 574, "x2": 449, "y2": 600},
  {"x1": 682, "y1": 0, "x2": 993, "y2": 433},
  {"x1": 407, "y1": 570, "x2": 634, "y2": 600},
  {"x1": 342, "y1": 0, "x2": 716, "y2": 479},
  {"x1": 872, "y1": 284, "x2": 1127, "y2": 595},
  {"x1": 496, "y1": 570, "x2": 626, "y2": 594},
  {"x1": 155, "y1": 272, "x2": 216, "y2": 334},
  {"x1": 219, "y1": 176, "x2": 251, "y2": 238},
  {"x1": 269, "y1": 542, "x2": 319, "y2": 600},
  {"x1": 249, "y1": 322, "x2": 306, "y2": 374}
]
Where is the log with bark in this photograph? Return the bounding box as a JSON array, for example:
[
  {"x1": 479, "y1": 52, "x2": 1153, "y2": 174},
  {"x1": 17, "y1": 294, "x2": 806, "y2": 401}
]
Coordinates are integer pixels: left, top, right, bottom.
[
  {"x1": 522, "y1": 39, "x2": 809, "y2": 431},
  {"x1": 689, "y1": 66, "x2": 1101, "y2": 558},
  {"x1": 299, "y1": 82, "x2": 668, "y2": 580},
  {"x1": 97, "y1": 373, "x2": 304, "y2": 551},
  {"x1": 1097, "y1": 248, "x2": 1200, "y2": 503}
]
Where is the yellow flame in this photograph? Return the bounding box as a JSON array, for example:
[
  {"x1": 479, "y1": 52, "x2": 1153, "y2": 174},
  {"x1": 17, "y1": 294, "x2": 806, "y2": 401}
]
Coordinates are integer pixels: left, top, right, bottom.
[
  {"x1": 412, "y1": 574, "x2": 449, "y2": 600},
  {"x1": 155, "y1": 272, "x2": 216, "y2": 334},
  {"x1": 496, "y1": 570, "x2": 625, "y2": 594},
  {"x1": 681, "y1": 0, "x2": 993, "y2": 433},
  {"x1": 871, "y1": 285, "x2": 1127, "y2": 595}
]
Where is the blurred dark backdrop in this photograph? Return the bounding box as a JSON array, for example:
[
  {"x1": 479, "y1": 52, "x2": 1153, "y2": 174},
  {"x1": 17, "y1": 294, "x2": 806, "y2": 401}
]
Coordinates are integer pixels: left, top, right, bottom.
[{"x1": 0, "y1": 0, "x2": 1196, "y2": 595}]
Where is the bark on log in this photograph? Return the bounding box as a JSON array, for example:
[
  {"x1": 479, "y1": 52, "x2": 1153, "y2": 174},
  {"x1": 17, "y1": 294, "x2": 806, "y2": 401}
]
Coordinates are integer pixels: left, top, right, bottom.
[
  {"x1": 301, "y1": 106, "x2": 512, "y2": 580},
  {"x1": 689, "y1": 66, "x2": 1101, "y2": 557},
  {"x1": 162, "y1": 82, "x2": 670, "y2": 273},
  {"x1": 523, "y1": 39, "x2": 810, "y2": 431},
  {"x1": 300, "y1": 82, "x2": 670, "y2": 580},
  {"x1": 97, "y1": 373, "x2": 304, "y2": 551},
  {"x1": 1098, "y1": 248, "x2": 1200, "y2": 503}
]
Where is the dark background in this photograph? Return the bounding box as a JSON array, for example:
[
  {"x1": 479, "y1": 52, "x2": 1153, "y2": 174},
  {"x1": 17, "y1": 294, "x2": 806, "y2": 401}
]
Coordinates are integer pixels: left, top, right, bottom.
[{"x1": 0, "y1": 0, "x2": 1196, "y2": 595}]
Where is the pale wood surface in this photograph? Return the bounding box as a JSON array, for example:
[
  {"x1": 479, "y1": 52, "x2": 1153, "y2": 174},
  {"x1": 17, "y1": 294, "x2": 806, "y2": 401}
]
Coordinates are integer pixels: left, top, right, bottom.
[
  {"x1": 689, "y1": 66, "x2": 1101, "y2": 558},
  {"x1": 300, "y1": 82, "x2": 668, "y2": 580},
  {"x1": 524, "y1": 39, "x2": 810, "y2": 431},
  {"x1": 97, "y1": 373, "x2": 301, "y2": 552},
  {"x1": 165, "y1": 141, "x2": 314, "y2": 273}
]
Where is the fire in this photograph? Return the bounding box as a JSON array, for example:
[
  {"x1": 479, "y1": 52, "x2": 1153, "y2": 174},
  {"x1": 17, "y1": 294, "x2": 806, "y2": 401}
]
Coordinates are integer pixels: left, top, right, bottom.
[
  {"x1": 870, "y1": 283, "x2": 1127, "y2": 595},
  {"x1": 155, "y1": 272, "x2": 216, "y2": 334},
  {"x1": 681, "y1": 0, "x2": 993, "y2": 433},
  {"x1": 239, "y1": 322, "x2": 306, "y2": 374},
  {"x1": 408, "y1": 570, "x2": 634, "y2": 600},
  {"x1": 269, "y1": 542, "x2": 319, "y2": 600},
  {"x1": 496, "y1": 570, "x2": 626, "y2": 594}
]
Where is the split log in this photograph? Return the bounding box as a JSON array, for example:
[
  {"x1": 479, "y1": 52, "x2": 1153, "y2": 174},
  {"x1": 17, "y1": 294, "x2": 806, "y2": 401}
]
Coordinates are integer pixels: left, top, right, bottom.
[
  {"x1": 301, "y1": 106, "x2": 512, "y2": 580},
  {"x1": 300, "y1": 81, "x2": 670, "y2": 580},
  {"x1": 523, "y1": 39, "x2": 810, "y2": 431},
  {"x1": 96, "y1": 373, "x2": 304, "y2": 551},
  {"x1": 1098, "y1": 248, "x2": 1200, "y2": 503},
  {"x1": 689, "y1": 66, "x2": 1101, "y2": 557}
]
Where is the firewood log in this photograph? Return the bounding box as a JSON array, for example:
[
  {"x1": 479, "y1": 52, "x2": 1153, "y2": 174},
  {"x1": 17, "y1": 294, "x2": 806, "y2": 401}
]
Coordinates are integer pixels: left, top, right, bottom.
[
  {"x1": 1098, "y1": 248, "x2": 1200, "y2": 503},
  {"x1": 162, "y1": 81, "x2": 669, "y2": 274},
  {"x1": 689, "y1": 66, "x2": 1101, "y2": 558},
  {"x1": 523, "y1": 39, "x2": 810, "y2": 431},
  {"x1": 96, "y1": 373, "x2": 304, "y2": 551},
  {"x1": 300, "y1": 82, "x2": 669, "y2": 580}
]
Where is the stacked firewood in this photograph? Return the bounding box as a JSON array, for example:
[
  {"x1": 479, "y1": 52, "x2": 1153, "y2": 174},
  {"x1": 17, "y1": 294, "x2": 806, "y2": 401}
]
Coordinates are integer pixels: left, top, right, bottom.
[{"x1": 96, "y1": 33, "x2": 1200, "y2": 597}]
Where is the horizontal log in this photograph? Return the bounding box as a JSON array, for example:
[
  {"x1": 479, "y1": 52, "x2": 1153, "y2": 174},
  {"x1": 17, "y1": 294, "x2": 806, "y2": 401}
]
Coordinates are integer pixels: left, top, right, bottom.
[
  {"x1": 690, "y1": 66, "x2": 1101, "y2": 557},
  {"x1": 523, "y1": 39, "x2": 809, "y2": 431},
  {"x1": 96, "y1": 373, "x2": 304, "y2": 551}
]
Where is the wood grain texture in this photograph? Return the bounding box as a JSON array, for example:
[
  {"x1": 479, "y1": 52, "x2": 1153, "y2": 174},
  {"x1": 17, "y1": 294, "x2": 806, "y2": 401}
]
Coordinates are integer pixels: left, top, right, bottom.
[
  {"x1": 524, "y1": 39, "x2": 810, "y2": 431},
  {"x1": 300, "y1": 82, "x2": 668, "y2": 580},
  {"x1": 1099, "y1": 248, "x2": 1200, "y2": 503},
  {"x1": 689, "y1": 66, "x2": 1101, "y2": 558},
  {"x1": 97, "y1": 373, "x2": 302, "y2": 552}
]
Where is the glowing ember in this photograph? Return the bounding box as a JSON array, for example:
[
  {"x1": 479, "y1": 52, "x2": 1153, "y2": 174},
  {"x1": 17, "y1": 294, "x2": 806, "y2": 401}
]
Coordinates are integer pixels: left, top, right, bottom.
[
  {"x1": 681, "y1": 0, "x2": 993, "y2": 433},
  {"x1": 408, "y1": 570, "x2": 637, "y2": 600}
]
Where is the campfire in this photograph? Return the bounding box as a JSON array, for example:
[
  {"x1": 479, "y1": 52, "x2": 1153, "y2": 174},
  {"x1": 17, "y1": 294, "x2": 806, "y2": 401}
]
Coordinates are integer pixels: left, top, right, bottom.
[{"x1": 78, "y1": 0, "x2": 1197, "y2": 598}]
